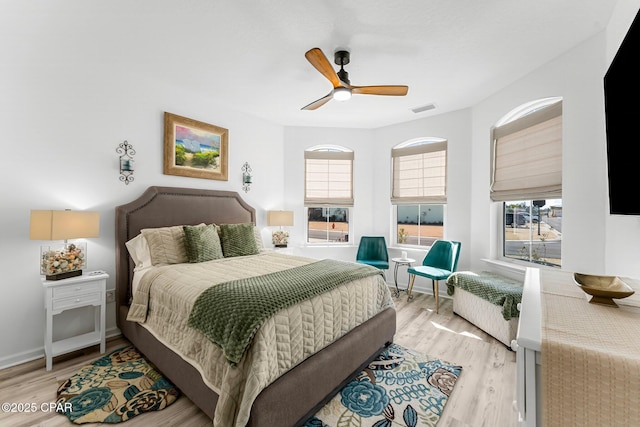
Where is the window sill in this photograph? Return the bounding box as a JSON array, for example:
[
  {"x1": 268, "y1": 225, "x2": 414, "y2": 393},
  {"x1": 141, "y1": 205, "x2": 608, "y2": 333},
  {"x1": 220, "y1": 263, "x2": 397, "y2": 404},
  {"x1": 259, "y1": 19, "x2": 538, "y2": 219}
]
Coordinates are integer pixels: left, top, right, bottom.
[
  {"x1": 482, "y1": 258, "x2": 528, "y2": 269},
  {"x1": 302, "y1": 244, "x2": 356, "y2": 248},
  {"x1": 481, "y1": 258, "x2": 562, "y2": 282},
  {"x1": 481, "y1": 258, "x2": 527, "y2": 281},
  {"x1": 388, "y1": 245, "x2": 429, "y2": 250}
]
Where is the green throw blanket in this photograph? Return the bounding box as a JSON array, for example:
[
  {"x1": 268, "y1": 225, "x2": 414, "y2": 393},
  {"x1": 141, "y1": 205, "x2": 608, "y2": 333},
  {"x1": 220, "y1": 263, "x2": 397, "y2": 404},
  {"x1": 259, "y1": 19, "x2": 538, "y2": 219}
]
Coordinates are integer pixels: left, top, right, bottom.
[
  {"x1": 188, "y1": 259, "x2": 383, "y2": 366},
  {"x1": 446, "y1": 271, "x2": 522, "y2": 321}
]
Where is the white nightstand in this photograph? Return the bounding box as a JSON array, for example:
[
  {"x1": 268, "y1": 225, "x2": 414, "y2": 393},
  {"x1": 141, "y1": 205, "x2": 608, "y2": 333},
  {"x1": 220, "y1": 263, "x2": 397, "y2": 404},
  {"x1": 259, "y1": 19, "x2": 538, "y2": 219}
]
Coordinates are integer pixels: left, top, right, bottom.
[
  {"x1": 273, "y1": 246, "x2": 295, "y2": 255},
  {"x1": 42, "y1": 271, "x2": 108, "y2": 371}
]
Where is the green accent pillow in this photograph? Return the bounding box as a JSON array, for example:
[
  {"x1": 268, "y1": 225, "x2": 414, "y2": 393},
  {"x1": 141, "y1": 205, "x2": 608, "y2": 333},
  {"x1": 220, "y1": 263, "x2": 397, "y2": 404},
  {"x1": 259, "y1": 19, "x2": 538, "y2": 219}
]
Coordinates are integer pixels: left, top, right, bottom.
[
  {"x1": 219, "y1": 223, "x2": 259, "y2": 258},
  {"x1": 183, "y1": 224, "x2": 223, "y2": 263}
]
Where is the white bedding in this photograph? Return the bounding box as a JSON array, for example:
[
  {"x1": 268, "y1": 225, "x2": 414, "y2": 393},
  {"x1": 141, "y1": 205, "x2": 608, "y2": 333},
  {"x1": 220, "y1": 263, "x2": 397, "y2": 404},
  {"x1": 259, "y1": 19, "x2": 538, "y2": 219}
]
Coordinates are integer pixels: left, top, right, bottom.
[
  {"x1": 126, "y1": 251, "x2": 393, "y2": 426},
  {"x1": 131, "y1": 266, "x2": 150, "y2": 295}
]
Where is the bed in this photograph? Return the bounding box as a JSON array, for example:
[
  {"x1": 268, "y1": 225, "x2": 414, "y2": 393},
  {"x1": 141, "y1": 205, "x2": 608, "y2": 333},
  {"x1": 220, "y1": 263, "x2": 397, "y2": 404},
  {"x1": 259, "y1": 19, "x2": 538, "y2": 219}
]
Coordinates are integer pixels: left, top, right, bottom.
[{"x1": 115, "y1": 186, "x2": 396, "y2": 426}]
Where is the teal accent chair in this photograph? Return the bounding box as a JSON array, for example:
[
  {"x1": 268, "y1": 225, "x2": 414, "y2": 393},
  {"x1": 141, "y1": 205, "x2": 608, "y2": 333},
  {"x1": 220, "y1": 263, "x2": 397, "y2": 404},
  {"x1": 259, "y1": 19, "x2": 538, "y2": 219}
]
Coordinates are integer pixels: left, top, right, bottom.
[
  {"x1": 407, "y1": 240, "x2": 461, "y2": 313},
  {"x1": 356, "y1": 236, "x2": 389, "y2": 279}
]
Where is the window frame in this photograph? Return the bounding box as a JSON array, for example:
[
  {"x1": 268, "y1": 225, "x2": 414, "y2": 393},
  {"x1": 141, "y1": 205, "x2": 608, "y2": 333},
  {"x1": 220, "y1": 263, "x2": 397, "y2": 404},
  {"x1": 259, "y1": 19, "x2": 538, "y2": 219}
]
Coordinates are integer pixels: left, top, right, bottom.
[
  {"x1": 500, "y1": 199, "x2": 562, "y2": 268},
  {"x1": 304, "y1": 145, "x2": 353, "y2": 245},
  {"x1": 492, "y1": 98, "x2": 563, "y2": 268},
  {"x1": 305, "y1": 206, "x2": 351, "y2": 245},
  {"x1": 394, "y1": 203, "x2": 445, "y2": 247},
  {"x1": 391, "y1": 137, "x2": 448, "y2": 248}
]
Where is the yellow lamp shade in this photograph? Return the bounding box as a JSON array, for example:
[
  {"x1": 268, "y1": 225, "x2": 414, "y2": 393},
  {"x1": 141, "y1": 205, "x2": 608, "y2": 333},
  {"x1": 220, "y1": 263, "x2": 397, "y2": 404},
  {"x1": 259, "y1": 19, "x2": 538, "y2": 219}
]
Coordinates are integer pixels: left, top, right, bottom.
[
  {"x1": 30, "y1": 210, "x2": 100, "y2": 241},
  {"x1": 267, "y1": 210, "x2": 293, "y2": 227}
]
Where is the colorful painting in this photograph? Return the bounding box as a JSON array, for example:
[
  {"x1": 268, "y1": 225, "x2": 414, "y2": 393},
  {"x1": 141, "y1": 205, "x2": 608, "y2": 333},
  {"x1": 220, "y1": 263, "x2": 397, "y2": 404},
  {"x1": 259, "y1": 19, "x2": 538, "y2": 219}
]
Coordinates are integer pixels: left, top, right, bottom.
[{"x1": 163, "y1": 112, "x2": 228, "y2": 180}]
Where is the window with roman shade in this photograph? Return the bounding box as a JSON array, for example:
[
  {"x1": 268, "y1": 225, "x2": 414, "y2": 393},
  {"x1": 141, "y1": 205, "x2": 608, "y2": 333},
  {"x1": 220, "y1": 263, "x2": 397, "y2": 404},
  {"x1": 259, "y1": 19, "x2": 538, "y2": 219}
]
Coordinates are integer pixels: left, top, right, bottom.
[
  {"x1": 304, "y1": 147, "x2": 354, "y2": 207},
  {"x1": 490, "y1": 100, "x2": 562, "y2": 201},
  {"x1": 391, "y1": 139, "x2": 447, "y2": 204}
]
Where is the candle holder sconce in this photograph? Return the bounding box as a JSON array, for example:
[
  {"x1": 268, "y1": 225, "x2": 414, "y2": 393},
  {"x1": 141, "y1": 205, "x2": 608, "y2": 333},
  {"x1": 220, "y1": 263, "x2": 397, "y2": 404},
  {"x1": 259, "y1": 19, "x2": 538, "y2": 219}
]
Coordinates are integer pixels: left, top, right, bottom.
[
  {"x1": 117, "y1": 140, "x2": 135, "y2": 185},
  {"x1": 242, "y1": 162, "x2": 252, "y2": 192}
]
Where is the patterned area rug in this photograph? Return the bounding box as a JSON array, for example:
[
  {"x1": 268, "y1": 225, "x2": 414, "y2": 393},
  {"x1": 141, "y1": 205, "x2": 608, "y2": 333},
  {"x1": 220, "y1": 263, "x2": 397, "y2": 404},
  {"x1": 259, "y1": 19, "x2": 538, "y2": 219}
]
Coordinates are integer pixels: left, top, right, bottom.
[
  {"x1": 56, "y1": 346, "x2": 180, "y2": 424},
  {"x1": 304, "y1": 343, "x2": 462, "y2": 427}
]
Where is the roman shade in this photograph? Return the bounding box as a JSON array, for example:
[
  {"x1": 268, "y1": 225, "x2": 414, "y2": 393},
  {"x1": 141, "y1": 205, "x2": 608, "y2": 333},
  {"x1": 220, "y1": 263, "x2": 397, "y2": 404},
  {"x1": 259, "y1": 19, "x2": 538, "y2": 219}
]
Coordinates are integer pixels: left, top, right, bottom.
[
  {"x1": 491, "y1": 101, "x2": 562, "y2": 201},
  {"x1": 304, "y1": 150, "x2": 354, "y2": 207},
  {"x1": 391, "y1": 140, "x2": 447, "y2": 204}
]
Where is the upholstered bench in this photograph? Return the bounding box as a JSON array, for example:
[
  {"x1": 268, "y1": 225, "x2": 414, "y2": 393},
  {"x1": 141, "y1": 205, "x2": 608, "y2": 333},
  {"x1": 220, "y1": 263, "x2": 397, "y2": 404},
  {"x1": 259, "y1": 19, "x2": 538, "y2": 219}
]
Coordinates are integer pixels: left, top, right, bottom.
[{"x1": 446, "y1": 271, "x2": 523, "y2": 349}]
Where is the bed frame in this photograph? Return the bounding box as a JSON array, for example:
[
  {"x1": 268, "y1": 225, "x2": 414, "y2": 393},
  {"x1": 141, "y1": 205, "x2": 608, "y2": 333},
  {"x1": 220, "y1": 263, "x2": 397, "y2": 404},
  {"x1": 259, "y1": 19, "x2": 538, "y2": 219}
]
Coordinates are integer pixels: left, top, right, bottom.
[{"x1": 115, "y1": 186, "x2": 396, "y2": 426}]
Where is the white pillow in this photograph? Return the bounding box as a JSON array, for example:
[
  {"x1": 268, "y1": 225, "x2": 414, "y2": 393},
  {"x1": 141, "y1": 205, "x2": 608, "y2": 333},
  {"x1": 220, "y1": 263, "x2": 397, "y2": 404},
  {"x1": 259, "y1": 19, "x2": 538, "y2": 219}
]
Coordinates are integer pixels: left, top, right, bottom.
[
  {"x1": 125, "y1": 233, "x2": 152, "y2": 270},
  {"x1": 141, "y1": 225, "x2": 187, "y2": 265},
  {"x1": 254, "y1": 226, "x2": 265, "y2": 251}
]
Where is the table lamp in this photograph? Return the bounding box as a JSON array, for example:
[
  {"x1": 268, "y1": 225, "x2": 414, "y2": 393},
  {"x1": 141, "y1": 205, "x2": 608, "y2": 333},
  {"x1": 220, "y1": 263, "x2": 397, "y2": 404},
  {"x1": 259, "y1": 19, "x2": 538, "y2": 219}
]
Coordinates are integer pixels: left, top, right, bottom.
[
  {"x1": 267, "y1": 210, "x2": 294, "y2": 248},
  {"x1": 29, "y1": 210, "x2": 100, "y2": 280}
]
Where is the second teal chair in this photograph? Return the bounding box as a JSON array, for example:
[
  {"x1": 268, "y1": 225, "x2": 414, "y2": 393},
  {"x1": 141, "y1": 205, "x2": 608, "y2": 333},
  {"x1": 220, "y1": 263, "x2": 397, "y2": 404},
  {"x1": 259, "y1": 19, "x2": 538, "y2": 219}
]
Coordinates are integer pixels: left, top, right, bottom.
[
  {"x1": 407, "y1": 240, "x2": 461, "y2": 313},
  {"x1": 356, "y1": 236, "x2": 389, "y2": 279}
]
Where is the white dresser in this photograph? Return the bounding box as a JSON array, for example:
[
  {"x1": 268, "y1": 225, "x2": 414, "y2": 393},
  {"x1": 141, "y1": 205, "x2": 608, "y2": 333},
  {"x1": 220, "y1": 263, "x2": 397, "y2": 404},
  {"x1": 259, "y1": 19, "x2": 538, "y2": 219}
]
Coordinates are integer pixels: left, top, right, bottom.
[
  {"x1": 514, "y1": 267, "x2": 541, "y2": 426},
  {"x1": 515, "y1": 267, "x2": 640, "y2": 426}
]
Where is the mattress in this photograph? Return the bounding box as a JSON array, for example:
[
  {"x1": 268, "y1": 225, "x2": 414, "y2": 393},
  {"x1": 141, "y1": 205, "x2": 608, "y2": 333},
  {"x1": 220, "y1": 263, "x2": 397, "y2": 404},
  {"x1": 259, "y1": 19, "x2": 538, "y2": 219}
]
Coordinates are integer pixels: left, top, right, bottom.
[{"x1": 126, "y1": 251, "x2": 394, "y2": 426}]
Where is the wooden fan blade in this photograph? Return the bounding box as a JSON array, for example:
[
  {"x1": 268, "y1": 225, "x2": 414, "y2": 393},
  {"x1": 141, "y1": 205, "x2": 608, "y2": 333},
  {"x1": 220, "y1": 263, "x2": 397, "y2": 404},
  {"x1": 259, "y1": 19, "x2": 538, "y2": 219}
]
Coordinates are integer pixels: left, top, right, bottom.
[
  {"x1": 351, "y1": 85, "x2": 409, "y2": 96},
  {"x1": 301, "y1": 92, "x2": 333, "y2": 110},
  {"x1": 305, "y1": 48, "x2": 341, "y2": 88}
]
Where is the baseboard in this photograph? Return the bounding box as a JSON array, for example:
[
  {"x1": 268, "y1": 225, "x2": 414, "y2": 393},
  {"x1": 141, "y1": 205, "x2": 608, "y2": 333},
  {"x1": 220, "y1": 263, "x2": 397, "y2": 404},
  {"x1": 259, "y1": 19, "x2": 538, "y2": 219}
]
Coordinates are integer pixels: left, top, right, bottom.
[
  {"x1": 0, "y1": 327, "x2": 122, "y2": 371},
  {"x1": 0, "y1": 347, "x2": 42, "y2": 371},
  {"x1": 387, "y1": 282, "x2": 450, "y2": 299}
]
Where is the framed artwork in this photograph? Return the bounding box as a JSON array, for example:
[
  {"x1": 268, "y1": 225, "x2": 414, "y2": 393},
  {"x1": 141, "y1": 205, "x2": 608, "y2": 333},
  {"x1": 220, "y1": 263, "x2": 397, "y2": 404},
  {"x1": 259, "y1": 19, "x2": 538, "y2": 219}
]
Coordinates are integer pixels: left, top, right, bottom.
[{"x1": 163, "y1": 112, "x2": 229, "y2": 181}]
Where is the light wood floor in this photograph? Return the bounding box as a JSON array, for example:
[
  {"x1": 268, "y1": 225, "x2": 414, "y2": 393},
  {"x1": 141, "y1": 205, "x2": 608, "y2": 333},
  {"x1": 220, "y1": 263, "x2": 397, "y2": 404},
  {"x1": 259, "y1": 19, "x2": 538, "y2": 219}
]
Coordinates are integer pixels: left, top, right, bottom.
[{"x1": 0, "y1": 293, "x2": 517, "y2": 427}]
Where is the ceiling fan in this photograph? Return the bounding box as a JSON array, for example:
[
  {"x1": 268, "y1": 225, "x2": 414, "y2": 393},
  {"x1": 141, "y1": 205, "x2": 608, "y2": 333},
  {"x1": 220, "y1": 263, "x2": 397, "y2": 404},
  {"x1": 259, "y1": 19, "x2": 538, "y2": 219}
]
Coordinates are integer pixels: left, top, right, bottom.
[{"x1": 301, "y1": 47, "x2": 409, "y2": 110}]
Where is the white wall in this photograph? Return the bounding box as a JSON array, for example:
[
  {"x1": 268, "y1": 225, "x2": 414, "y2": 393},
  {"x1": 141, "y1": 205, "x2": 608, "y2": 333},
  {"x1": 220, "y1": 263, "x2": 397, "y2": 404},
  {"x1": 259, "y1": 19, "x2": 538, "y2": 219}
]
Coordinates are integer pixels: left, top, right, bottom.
[
  {"x1": 470, "y1": 32, "x2": 609, "y2": 276},
  {"x1": 373, "y1": 109, "x2": 473, "y2": 268},
  {"x1": 282, "y1": 126, "x2": 375, "y2": 261},
  {"x1": 0, "y1": 46, "x2": 285, "y2": 368},
  {"x1": 3, "y1": 1, "x2": 640, "y2": 369},
  {"x1": 469, "y1": 2, "x2": 640, "y2": 278},
  {"x1": 284, "y1": 110, "x2": 471, "y2": 274},
  {"x1": 607, "y1": 0, "x2": 640, "y2": 63},
  {"x1": 283, "y1": 110, "x2": 472, "y2": 292},
  {"x1": 286, "y1": 4, "x2": 640, "y2": 285}
]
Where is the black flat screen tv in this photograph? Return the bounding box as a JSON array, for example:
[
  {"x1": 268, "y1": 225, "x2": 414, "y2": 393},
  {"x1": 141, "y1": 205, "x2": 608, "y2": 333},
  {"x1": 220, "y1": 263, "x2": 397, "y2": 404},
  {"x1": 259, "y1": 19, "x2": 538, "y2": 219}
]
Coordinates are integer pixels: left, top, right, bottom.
[{"x1": 604, "y1": 9, "x2": 640, "y2": 215}]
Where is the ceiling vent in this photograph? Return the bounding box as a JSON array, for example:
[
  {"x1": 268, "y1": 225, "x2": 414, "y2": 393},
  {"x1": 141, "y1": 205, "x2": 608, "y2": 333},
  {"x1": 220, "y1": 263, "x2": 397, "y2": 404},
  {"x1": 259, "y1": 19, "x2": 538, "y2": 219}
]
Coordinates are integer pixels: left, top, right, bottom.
[{"x1": 411, "y1": 103, "x2": 436, "y2": 114}]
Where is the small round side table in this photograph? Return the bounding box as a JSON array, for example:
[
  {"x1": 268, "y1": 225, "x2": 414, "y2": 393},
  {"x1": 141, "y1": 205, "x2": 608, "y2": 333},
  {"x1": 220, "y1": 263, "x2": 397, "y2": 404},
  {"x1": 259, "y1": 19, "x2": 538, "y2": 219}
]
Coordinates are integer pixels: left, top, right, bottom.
[{"x1": 391, "y1": 257, "x2": 415, "y2": 298}]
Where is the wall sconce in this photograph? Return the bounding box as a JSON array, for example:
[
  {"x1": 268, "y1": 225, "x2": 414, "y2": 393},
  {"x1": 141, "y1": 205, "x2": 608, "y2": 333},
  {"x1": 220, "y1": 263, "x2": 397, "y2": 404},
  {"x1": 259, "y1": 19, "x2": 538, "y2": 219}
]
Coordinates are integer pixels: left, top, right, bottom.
[
  {"x1": 242, "y1": 162, "x2": 252, "y2": 192},
  {"x1": 117, "y1": 140, "x2": 135, "y2": 185},
  {"x1": 267, "y1": 210, "x2": 294, "y2": 247}
]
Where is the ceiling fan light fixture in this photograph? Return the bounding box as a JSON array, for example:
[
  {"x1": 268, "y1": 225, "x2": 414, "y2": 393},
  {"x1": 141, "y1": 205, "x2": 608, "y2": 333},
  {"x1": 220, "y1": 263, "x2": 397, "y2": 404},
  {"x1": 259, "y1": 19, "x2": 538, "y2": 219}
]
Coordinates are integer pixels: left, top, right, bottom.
[
  {"x1": 301, "y1": 48, "x2": 407, "y2": 110},
  {"x1": 333, "y1": 87, "x2": 352, "y2": 101}
]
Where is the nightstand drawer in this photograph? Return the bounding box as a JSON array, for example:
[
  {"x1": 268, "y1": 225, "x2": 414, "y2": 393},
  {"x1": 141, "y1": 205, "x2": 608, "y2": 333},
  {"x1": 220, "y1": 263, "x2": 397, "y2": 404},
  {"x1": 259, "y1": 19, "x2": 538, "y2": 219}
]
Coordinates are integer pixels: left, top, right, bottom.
[
  {"x1": 52, "y1": 292, "x2": 101, "y2": 311},
  {"x1": 53, "y1": 282, "x2": 102, "y2": 298}
]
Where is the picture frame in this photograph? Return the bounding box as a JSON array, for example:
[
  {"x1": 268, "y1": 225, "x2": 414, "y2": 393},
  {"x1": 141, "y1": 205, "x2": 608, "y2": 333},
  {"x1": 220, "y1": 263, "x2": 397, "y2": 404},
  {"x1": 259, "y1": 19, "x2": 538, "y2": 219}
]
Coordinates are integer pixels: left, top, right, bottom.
[{"x1": 163, "y1": 112, "x2": 229, "y2": 181}]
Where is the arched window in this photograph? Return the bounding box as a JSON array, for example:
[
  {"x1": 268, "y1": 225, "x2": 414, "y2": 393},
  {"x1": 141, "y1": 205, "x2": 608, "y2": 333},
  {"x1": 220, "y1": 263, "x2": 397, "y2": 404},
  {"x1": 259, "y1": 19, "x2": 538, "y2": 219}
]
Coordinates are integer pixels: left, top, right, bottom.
[
  {"x1": 492, "y1": 97, "x2": 563, "y2": 267},
  {"x1": 391, "y1": 138, "x2": 447, "y2": 247},
  {"x1": 304, "y1": 145, "x2": 353, "y2": 243}
]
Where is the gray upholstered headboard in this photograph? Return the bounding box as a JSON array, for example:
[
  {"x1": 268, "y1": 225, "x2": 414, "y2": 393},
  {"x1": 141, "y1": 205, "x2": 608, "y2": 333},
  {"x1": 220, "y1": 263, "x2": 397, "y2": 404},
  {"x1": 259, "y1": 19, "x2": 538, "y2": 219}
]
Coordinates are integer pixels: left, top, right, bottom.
[{"x1": 114, "y1": 186, "x2": 256, "y2": 329}]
